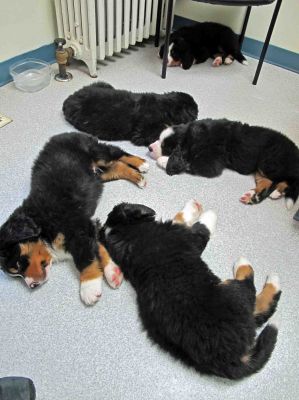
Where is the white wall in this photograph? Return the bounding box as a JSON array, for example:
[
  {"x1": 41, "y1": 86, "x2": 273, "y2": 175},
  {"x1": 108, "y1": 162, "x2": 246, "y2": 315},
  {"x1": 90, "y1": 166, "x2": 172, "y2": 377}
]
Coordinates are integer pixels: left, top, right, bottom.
[
  {"x1": 175, "y1": 0, "x2": 299, "y2": 53},
  {"x1": 0, "y1": 0, "x2": 57, "y2": 62}
]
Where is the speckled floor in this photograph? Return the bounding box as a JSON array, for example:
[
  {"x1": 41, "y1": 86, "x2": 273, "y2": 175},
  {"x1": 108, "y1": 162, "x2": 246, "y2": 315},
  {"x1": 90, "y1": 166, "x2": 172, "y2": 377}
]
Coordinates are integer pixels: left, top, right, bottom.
[{"x1": 0, "y1": 42, "x2": 298, "y2": 400}]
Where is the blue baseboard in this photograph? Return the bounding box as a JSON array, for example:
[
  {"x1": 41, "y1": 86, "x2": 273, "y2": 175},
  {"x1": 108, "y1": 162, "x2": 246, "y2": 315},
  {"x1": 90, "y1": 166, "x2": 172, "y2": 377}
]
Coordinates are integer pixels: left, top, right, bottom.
[
  {"x1": 173, "y1": 16, "x2": 299, "y2": 74},
  {"x1": 0, "y1": 43, "x2": 56, "y2": 87}
]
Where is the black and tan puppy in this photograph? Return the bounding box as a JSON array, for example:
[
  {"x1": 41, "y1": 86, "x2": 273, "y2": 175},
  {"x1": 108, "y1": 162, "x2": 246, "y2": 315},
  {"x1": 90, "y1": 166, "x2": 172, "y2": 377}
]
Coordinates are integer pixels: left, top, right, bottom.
[
  {"x1": 149, "y1": 119, "x2": 299, "y2": 208},
  {"x1": 0, "y1": 132, "x2": 149, "y2": 305},
  {"x1": 62, "y1": 81, "x2": 198, "y2": 146},
  {"x1": 159, "y1": 22, "x2": 247, "y2": 69},
  {"x1": 100, "y1": 200, "x2": 281, "y2": 379}
]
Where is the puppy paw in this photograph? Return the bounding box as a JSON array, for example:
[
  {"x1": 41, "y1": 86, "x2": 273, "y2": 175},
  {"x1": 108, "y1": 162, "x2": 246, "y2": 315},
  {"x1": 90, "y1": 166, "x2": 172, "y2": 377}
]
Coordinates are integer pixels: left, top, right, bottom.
[
  {"x1": 224, "y1": 57, "x2": 233, "y2": 65},
  {"x1": 198, "y1": 210, "x2": 217, "y2": 235},
  {"x1": 138, "y1": 160, "x2": 150, "y2": 173},
  {"x1": 233, "y1": 257, "x2": 253, "y2": 280},
  {"x1": 181, "y1": 199, "x2": 203, "y2": 226},
  {"x1": 212, "y1": 56, "x2": 222, "y2": 67},
  {"x1": 137, "y1": 175, "x2": 147, "y2": 189},
  {"x1": 104, "y1": 261, "x2": 123, "y2": 289},
  {"x1": 269, "y1": 189, "x2": 283, "y2": 200},
  {"x1": 80, "y1": 277, "x2": 103, "y2": 305},
  {"x1": 157, "y1": 156, "x2": 169, "y2": 170},
  {"x1": 265, "y1": 273, "x2": 280, "y2": 292},
  {"x1": 240, "y1": 189, "x2": 256, "y2": 204}
]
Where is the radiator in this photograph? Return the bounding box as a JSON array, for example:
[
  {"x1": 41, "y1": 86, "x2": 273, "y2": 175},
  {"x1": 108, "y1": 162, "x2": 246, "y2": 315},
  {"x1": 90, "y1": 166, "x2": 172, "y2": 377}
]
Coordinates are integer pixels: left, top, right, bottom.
[{"x1": 54, "y1": 0, "x2": 175, "y2": 77}]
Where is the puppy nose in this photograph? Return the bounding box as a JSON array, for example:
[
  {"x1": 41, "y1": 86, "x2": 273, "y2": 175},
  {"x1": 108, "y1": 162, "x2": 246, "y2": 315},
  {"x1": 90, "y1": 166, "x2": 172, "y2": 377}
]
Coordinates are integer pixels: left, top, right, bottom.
[
  {"x1": 148, "y1": 145, "x2": 153, "y2": 152},
  {"x1": 30, "y1": 282, "x2": 40, "y2": 289}
]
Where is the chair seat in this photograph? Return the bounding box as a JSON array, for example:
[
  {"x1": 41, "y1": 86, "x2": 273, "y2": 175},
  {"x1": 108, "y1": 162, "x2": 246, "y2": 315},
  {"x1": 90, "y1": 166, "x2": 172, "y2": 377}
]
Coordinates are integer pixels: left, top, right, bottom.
[{"x1": 192, "y1": 0, "x2": 275, "y2": 5}]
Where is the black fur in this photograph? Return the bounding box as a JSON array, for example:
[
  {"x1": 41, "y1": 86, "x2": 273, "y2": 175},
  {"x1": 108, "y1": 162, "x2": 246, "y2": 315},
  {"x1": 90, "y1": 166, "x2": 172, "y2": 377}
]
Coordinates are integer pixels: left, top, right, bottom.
[
  {"x1": 0, "y1": 132, "x2": 131, "y2": 281},
  {"x1": 101, "y1": 203, "x2": 279, "y2": 380},
  {"x1": 62, "y1": 82, "x2": 198, "y2": 146},
  {"x1": 158, "y1": 119, "x2": 299, "y2": 205},
  {"x1": 159, "y1": 22, "x2": 247, "y2": 69}
]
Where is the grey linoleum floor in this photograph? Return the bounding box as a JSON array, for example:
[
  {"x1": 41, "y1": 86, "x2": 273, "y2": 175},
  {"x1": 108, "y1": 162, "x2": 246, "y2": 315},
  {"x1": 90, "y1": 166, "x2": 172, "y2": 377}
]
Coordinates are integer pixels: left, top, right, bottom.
[{"x1": 0, "y1": 42, "x2": 298, "y2": 400}]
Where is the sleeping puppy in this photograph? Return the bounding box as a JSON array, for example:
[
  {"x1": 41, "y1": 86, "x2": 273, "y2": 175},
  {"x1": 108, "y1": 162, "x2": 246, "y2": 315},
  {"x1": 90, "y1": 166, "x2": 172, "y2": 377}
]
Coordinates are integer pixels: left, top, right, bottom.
[
  {"x1": 159, "y1": 22, "x2": 247, "y2": 69},
  {"x1": 100, "y1": 200, "x2": 281, "y2": 379},
  {"x1": 148, "y1": 119, "x2": 299, "y2": 208},
  {"x1": 62, "y1": 81, "x2": 198, "y2": 146},
  {"x1": 0, "y1": 132, "x2": 149, "y2": 305}
]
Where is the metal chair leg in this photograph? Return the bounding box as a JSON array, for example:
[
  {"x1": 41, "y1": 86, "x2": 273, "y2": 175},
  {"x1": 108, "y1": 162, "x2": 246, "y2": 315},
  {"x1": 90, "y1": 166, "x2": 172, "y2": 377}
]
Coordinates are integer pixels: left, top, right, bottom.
[
  {"x1": 162, "y1": 0, "x2": 174, "y2": 79},
  {"x1": 155, "y1": 0, "x2": 163, "y2": 47},
  {"x1": 239, "y1": 6, "x2": 251, "y2": 46},
  {"x1": 252, "y1": 0, "x2": 282, "y2": 85}
]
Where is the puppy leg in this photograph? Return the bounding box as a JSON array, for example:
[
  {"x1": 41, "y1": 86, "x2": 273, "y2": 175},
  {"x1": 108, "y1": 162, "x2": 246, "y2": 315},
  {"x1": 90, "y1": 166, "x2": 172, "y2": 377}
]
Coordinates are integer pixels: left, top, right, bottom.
[
  {"x1": 233, "y1": 256, "x2": 254, "y2": 281},
  {"x1": 99, "y1": 244, "x2": 123, "y2": 289},
  {"x1": 254, "y1": 274, "x2": 281, "y2": 327},
  {"x1": 80, "y1": 260, "x2": 104, "y2": 306},
  {"x1": 240, "y1": 172, "x2": 276, "y2": 205},
  {"x1": 100, "y1": 161, "x2": 147, "y2": 188},
  {"x1": 173, "y1": 200, "x2": 217, "y2": 255},
  {"x1": 119, "y1": 154, "x2": 149, "y2": 173},
  {"x1": 173, "y1": 199, "x2": 203, "y2": 227},
  {"x1": 269, "y1": 181, "x2": 288, "y2": 200}
]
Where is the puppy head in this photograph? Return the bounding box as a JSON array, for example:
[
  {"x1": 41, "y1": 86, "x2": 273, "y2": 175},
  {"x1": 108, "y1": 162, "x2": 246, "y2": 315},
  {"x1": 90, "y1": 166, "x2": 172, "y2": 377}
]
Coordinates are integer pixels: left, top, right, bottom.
[
  {"x1": 104, "y1": 203, "x2": 156, "y2": 232},
  {"x1": 0, "y1": 212, "x2": 52, "y2": 289},
  {"x1": 148, "y1": 125, "x2": 188, "y2": 175},
  {"x1": 159, "y1": 38, "x2": 194, "y2": 69}
]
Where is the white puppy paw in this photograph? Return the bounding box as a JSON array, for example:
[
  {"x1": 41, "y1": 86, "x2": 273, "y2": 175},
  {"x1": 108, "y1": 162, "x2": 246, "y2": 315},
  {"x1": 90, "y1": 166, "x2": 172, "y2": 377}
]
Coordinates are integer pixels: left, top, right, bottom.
[
  {"x1": 80, "y1": 277, "x2": 103, "y2": 305},
  {"x1": 138, "y1": 161, "x2": 150, "y2": 173},
  {"x1": 104, "y1": 261, "x2": 123, "y2": 289},
  {"x1": 137, "y1": 176, "x2": 147, "y2": 189},
  {"x1": 198, "y1": 210, "x2": 217, "y2": 235},
  {"x1": 270, "y1": 189, "x2": 283, "y2": 200},
  {"x1": 180, "y1": 199, "x2": 203, "y2": 226},
  {"x1": 224, "y1": 57, "x2": 233, "y2": 65}
]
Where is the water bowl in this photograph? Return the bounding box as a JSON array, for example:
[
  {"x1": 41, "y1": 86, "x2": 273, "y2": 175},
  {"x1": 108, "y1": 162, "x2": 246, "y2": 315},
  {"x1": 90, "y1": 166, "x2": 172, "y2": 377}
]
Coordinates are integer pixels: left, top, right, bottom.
[{"x1": 10, "y1": 59, "x2": 52, "y2": 92}]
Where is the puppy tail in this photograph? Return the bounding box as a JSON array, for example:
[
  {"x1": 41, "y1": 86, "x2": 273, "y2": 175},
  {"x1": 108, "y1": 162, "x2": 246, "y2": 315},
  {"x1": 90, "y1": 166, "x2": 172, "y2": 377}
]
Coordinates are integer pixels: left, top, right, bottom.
[
  {"x1": 234, "y1": 50, "x2": 248, "y2": 65},
  {"x1": 223, "y1": 324, "x2": 278, "y2": 380},
  {"x1": 285, "y1": 179, "x2": 299, "y2": 210}
]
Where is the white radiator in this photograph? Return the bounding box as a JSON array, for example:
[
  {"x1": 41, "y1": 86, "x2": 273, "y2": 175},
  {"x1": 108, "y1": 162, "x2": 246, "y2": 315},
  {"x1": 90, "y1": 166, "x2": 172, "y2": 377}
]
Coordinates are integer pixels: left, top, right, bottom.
[{"x1": 54, "y1": 0, "x2": 175, "y2": 77}]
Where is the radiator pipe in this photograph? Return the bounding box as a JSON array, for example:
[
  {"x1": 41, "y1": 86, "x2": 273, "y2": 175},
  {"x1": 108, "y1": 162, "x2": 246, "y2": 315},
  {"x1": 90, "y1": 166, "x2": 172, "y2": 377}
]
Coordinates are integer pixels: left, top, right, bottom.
[{"x1": 54, "y1": 38, "x2": 74, "y2": 82}]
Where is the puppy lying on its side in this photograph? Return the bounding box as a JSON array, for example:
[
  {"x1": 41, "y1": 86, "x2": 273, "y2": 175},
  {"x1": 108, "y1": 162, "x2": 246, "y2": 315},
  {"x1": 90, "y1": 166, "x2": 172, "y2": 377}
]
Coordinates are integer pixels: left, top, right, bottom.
[
  {"x1": 159, "y1": 22, "x2": 247, "y2": 69},
  {"x1": 149, "y1": 119, "x2": 299, "y2": 208},
  {"x1": 100, "y1": 200, "x2": 281, "y2": 379},
  {"x1": 62, "y1": 81, "x2": 198, "y2": 146},
  {"x1": 0, "y1": 132, "x2": 149, "y2": 305}
]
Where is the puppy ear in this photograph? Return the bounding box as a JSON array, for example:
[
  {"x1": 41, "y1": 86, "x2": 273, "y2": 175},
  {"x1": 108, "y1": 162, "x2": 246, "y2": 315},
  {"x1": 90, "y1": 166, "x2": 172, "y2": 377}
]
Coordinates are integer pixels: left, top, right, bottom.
[
  {"x1": 121, "y1": 203, "x2": 156, "y2": 223},
  {"x1": 166, "y1": 145, "x2": 187, "y2": 176},
  {"x1": 181, "y1": 51, "x2": 194, "y2": 70},
  {"x1": 0, "y1": 212, "x2": 41, "y2": 250}
]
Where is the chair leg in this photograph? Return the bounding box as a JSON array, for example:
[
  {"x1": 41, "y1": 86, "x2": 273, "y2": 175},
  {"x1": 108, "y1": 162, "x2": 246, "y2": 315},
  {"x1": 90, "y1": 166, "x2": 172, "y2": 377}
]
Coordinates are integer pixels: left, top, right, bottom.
[
  {"x1": 252, "y1": 0, "x2": 282, "y2": 85},
  {"x1": 239, "y1": 6, "x2": 251, "y2": 46},
  {"x1": 162, "y1": 0, "x2": 175, "y2": 79},
  {"x1": 155, "y1": 0, "x2": 163, "y2": 47}
]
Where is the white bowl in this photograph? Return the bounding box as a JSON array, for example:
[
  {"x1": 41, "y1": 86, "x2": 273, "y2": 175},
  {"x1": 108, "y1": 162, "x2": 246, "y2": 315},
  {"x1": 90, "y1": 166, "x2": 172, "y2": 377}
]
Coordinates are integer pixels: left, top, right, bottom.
[{"x1": 10, "y1": 58, "x2": 51, "y2": 92}]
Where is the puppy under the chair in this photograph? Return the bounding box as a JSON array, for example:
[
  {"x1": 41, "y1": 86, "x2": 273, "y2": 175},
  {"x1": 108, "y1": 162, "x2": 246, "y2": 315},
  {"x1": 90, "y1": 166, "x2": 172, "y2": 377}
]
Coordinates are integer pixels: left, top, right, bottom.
[
  {"x1": 0, "y1": 132, "x2": 149, "y2": 305},
  {"x1": 62, "y1": 81, "x2": 198, "y2": 146},
  {"x1": 100, "y1": 200, "x2": 281, "y2": 379},
  {"x1": 148, "y1": 119, "x2": 299, "y2": 208},
  {"x1": 159, "y1": 22, "x2": 247, "y2": 69}
]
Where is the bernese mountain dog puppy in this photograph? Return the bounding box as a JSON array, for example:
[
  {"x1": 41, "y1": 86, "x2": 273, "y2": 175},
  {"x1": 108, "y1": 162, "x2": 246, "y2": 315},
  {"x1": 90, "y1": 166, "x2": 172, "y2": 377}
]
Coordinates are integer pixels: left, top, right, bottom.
[
  {"x1": 159, "y1": 22, "x2": 247, "y2": 69},
  {"x1": 100, "y1": 199, "x2": 281, "y2": 379},
  {"x1": 62, "y1": 81, "x2": 198, "y2": 146},
  {"x1": 0, "y1": 132, "x2": 149, "y2": 305},
  {"x1": 148, "y1": 119, "x2": 299, "y2": 208}
]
